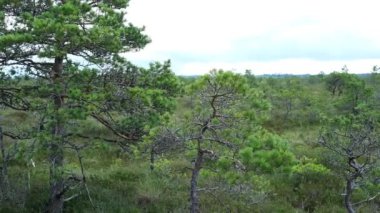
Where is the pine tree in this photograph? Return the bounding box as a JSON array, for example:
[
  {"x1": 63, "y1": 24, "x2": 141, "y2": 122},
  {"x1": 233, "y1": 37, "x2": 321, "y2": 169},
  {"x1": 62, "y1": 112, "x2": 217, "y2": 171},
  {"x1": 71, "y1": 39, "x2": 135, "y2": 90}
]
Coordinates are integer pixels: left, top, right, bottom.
[{"x1": 0, "y1": 1, "x2": 150, "y2": 212}]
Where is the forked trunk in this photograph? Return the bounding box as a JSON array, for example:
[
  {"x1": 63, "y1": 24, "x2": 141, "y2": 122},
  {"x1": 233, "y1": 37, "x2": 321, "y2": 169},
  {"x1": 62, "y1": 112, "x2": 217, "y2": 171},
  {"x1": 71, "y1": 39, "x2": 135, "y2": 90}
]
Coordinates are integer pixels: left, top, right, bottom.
[{"x1": 344, "y1": 178, "x2": 355, "y2": 213}]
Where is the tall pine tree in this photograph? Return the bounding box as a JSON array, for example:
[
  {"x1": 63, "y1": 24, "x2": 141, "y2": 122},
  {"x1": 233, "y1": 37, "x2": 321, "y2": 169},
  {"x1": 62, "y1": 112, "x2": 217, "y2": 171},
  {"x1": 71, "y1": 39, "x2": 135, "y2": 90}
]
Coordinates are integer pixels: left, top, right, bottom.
[{"x1": 0, "y1": 1, "x2": 151, "y2": 212}]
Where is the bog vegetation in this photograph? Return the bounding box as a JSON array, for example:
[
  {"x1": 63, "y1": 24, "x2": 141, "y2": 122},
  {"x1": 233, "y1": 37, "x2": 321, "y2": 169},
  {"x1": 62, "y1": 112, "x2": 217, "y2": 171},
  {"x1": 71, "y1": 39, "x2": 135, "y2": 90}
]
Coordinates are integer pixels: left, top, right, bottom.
[{"x1": 0, "y1": 1, "x2": 379, "y2": 213}]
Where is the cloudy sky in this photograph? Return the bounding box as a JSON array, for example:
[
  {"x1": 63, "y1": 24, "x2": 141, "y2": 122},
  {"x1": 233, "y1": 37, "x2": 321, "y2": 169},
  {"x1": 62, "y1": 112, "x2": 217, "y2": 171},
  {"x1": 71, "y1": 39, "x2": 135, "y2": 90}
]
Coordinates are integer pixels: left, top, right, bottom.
[{"x1": 124, "y1": 0, "x2": 380, "y2": 75}]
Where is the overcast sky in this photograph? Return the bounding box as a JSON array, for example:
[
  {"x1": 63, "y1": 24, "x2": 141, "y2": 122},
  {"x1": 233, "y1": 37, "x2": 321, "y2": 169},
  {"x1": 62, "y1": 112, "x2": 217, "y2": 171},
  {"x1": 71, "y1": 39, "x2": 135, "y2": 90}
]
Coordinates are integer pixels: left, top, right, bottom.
[{"x1": 124, "y1": 0, "x2": 380, "y2": 75}]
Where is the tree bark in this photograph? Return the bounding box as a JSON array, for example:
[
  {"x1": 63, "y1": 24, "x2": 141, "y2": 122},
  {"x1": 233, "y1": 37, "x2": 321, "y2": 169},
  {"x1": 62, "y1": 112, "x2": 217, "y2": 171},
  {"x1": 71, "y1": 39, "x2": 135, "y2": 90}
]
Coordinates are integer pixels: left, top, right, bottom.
[
  {"x1": 150, "y1": 146, "x2": 155, "y2": 171},
  {"x1": 0, "y1": 127, "x2": 10, "y2": 201},
  {"x1": 190, "y1": 149, "x2": 204, "y2": 213},
  {"x1": 344, "y1": 178, "x2": 355, "y2": 213},
  {"x1": 46, "y1": 57, "x2": 65, "y2": 213}
]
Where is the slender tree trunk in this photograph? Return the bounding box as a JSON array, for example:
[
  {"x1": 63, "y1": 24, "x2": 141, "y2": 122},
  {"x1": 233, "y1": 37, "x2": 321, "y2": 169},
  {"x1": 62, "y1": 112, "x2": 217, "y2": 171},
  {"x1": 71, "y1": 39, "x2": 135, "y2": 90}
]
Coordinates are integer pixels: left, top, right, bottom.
[
  {"x1": 150, "y1": 146, "x2": 155, "y2": 171},
  {"x1": 46, "y1": 142, "x2": 64, "y2": 213},
  {"x1": 0, "y1": 127, "x2": 10, "y2": 201},
  {"x1": 190, "y1": 149, "x2": 204, "y2": 213},
  {"x1": 344, "y1": 178, "x2": 355, "y2": 213},
  {"x1": 46, "y1": 57, "x2": 65, "y2": 213},
  {"x1": 284, "y1": 99, "x2": 292, "y2": 121}
]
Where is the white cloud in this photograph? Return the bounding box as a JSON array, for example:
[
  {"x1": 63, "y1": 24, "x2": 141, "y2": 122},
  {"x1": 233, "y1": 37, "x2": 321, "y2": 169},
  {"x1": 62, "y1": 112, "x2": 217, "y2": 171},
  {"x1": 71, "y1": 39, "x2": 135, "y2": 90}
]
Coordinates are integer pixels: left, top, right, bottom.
[{"x1": 125, "y1": 0, "x2": 380, "y2": 75}]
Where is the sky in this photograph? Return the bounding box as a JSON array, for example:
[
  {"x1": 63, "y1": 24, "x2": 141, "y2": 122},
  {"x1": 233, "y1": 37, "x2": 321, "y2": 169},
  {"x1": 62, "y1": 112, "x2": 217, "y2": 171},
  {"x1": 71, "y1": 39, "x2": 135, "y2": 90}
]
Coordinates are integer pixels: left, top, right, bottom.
[{"x1": 124, "y1": 0, "x2": 380, "y2": 75}]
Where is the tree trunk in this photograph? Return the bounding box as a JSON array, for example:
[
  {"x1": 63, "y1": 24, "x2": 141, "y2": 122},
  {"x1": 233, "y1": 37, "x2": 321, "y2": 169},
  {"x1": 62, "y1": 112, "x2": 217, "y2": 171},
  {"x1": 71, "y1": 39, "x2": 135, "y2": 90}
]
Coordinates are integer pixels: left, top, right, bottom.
[
  {"x1": 284, "y1": 99, "x2": 292, "y2": 121},
  {"x1": 0, "y1": 127, "x2": 10, "y2": 201},
  {"x1": 344, "y1": 178, "x2": 355, "y2": 213},
  {"x1": 0, "y1": 162, "x2": 9, "y2": 201},
  {"x1": 46, "y1": 57, "x2": 65, "y2": 213},
  {"x1": 190, "y1": 150, "x2": 204, "y2": 213},
  {"x1": 150, "y1": 146, "x2": 155, "y2": 171},
  {"x1": 46, "y1": 139, "x2": 64, "y2": 213}
]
